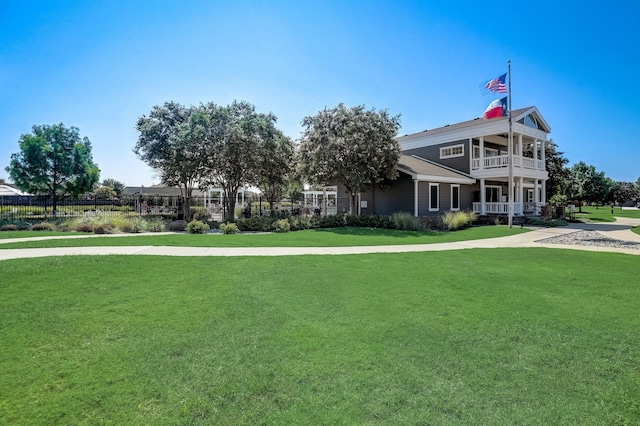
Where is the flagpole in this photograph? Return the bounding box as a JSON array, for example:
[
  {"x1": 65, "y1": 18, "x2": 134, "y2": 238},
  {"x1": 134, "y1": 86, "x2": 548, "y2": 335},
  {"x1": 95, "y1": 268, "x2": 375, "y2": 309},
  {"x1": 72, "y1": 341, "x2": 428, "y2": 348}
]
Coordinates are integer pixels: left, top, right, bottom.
[{"x1": 507, "y1": 60, "x2": 513, "y2": 228}]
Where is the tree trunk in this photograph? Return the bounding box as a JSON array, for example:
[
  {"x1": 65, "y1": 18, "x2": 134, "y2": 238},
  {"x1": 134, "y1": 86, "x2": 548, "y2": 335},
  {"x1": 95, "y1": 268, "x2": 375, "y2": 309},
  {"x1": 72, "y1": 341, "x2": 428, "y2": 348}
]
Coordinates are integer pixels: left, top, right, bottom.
[
  {"x1": 224, "y1": 189, "x2": 237, "y2": 222},
  {"x1": 350, "y1": 192, "x2": 358, "y2": 216}
]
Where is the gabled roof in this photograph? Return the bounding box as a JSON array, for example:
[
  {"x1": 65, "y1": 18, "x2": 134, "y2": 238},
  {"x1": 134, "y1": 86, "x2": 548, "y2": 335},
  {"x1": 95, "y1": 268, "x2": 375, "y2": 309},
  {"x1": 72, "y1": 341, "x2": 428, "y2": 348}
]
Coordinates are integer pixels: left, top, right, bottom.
[
  {"x1": 397, "y1": 106, "x2": 551, "y2": 147},
  {"x1": 397, "y1": 155, "x2": 476, "y2": 184}
]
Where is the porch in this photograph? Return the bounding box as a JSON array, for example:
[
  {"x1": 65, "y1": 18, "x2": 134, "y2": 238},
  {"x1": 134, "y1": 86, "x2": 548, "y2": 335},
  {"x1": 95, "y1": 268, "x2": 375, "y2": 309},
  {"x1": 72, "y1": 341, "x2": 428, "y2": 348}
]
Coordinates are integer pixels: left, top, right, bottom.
[{"x1": 472, "y1": 201, "x2": 543, "y2": 215}]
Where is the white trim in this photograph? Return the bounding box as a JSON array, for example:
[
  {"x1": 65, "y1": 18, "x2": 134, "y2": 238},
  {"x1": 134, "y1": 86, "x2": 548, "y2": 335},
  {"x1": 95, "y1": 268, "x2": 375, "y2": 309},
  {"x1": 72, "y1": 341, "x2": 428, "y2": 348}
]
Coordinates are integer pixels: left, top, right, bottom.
[
  {"x1": 439, "y1": 143, "x2": 465, "y2": 159},
  {"x1": 429, "y1": 183, "x2": 439, "y2": 212},
  {"x1": 450, "y1": 184, "x2": 460, "y2": 211}
]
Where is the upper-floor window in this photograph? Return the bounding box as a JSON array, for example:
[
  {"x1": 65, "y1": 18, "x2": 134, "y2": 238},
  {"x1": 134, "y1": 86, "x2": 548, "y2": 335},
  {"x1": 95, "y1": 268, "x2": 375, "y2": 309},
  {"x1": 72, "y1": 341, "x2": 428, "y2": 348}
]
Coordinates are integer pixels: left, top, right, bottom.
[{"x1": 440, "y1": 144, "x2": 465, "y2": 159}]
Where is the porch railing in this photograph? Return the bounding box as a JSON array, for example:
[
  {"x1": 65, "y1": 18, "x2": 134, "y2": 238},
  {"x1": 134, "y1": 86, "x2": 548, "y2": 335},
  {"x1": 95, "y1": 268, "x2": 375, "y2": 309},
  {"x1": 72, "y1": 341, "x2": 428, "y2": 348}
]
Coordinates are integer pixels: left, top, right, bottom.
[
  {"x1": 472, "y1": 202, "x2": 543, "y2": 215},
  {"x1": 472, "y1": 202, "x2": 523, "y2": 215},
  {"x1": 471, "y1": 155, "x2": 545, "y2": 171}
]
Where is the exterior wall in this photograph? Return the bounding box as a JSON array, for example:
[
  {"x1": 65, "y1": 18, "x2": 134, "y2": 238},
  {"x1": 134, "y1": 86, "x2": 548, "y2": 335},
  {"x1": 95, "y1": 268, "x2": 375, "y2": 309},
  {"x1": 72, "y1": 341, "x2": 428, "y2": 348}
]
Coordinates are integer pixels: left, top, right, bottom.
[
  {"x1": 353, "y1": 174, "x2": 480, "y2": 217},
  {"x1": 402, "y1": 139, "x2": 470, "y2": 174},
  {"x1": 359, "y1": 174, "x2": 415, "y2": 216}
]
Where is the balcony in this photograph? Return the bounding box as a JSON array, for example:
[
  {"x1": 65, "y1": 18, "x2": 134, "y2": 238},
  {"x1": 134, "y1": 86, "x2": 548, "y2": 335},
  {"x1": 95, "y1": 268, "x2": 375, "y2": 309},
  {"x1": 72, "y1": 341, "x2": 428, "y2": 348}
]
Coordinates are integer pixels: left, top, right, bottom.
[{"x1": 471, "y1": 155, "x2": 545, "y2": 171}]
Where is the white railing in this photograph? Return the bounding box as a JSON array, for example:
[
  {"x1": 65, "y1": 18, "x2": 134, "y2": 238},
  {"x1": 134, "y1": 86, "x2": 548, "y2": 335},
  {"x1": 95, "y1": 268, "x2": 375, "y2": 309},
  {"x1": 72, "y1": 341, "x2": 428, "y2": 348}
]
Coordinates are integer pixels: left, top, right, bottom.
[
  {"x1": 471, "y1": 155, "x2": 545, "y2": 171},
  {"x1": 523, "y1": 202, "x2": 542, "y2": 214},
  {"x1": 473, "y1": 202, "x2": 523, "y2": 215}
]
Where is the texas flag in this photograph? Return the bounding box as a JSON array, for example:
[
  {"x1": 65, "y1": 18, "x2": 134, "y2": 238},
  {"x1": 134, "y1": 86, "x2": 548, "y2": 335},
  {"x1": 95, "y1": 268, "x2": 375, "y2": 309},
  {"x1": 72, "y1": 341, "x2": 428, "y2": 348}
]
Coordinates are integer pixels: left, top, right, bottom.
[{"x1": 483, "y1": 97, "x2": 508, "y2": 119}]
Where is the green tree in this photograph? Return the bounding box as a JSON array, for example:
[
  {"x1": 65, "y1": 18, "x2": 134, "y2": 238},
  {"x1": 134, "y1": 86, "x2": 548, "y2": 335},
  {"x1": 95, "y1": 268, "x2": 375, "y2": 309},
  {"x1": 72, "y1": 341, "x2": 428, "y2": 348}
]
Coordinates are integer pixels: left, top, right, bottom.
[
  {"x1": 297, "y1": 104, "x2": 401, "y2": 215},
  {"x1": 563, "y1": 161, "x2": 608, "y2": 212},
  {"x1": 610, "y1": 181, "x2": 639, "y2": 208},
  {"x1": 6, "y1": 123, "x2": 100, "y2": 214},
  {"x1": 542, "y1": 139, "x2": 569, "y2": 200},
  {"x1": 101, "y1": 178, "x2": 126, "y2": 196},
  {"x1": 134, "y1": 102, "x2": 210, "y2": 219},
  {"x1": 200, "y1": 101, "x2": 282, "y2": 222},
  {"x1": 256, "y1": 127, "x2": 295, "y2": 210}
]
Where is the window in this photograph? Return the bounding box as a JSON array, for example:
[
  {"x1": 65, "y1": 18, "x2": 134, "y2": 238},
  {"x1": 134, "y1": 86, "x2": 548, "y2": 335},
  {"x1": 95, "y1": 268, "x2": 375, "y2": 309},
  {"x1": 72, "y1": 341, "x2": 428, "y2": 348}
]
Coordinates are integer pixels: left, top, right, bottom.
[
  {"x1": 429, "y1": 183, "x2": 439, "y2": 211},
  {"x1": 440, "y1": 144, "x2": 464, "y2": 159},
  {"x1": 451, "y1": 185, "x2": 460, "y2": 211},
  {"x1": 485, "y1": 186, "x2": 501, "y2": 203}
]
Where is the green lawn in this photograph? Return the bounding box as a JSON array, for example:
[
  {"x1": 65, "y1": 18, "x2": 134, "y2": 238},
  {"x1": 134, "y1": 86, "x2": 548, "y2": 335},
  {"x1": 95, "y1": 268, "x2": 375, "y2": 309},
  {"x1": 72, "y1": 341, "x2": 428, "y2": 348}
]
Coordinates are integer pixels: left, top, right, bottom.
[
  {"x1": 0, "y1": 226, "x2": 527, "y2": 249},
  {"x1": 574, "y1": 205, "x2": 640, "y2": 223},
  {"x1": 1, "y1": 249, "x2": 639, "y2": 424},
  {"x1": 0, "y1": 231, "x2": 72, "y2": 239}
]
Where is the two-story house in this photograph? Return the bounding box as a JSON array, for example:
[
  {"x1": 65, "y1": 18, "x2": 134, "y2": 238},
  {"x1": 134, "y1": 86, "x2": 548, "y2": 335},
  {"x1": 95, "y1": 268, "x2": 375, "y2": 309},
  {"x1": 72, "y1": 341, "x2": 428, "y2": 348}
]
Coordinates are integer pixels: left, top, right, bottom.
[{"x1": 338, "y1": 106, "x2": 550, "y2": 217}]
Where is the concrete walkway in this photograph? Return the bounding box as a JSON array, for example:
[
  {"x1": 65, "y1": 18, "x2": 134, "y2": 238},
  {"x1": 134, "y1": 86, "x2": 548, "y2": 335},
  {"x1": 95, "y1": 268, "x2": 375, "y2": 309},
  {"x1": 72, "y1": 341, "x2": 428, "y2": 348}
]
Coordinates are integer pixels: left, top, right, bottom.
[{"x1": 1, "y1": 218, "x2": 639, "y2": 261}]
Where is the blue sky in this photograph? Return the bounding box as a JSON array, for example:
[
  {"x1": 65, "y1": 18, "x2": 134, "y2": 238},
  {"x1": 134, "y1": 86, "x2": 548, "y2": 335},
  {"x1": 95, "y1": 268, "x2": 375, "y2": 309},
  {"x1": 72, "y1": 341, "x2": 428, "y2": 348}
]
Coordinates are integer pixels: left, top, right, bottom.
[{"x1": 2, "y1": 0, "x2": 639, "y2": 186}]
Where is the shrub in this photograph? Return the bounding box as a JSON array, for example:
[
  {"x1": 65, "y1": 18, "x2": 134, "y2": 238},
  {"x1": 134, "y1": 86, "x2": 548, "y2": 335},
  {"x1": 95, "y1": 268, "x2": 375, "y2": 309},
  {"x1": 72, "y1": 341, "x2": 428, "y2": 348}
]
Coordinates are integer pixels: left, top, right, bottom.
[
  {"x1": 289, "y1": 215, "x2": 314, "y2": 231},
  {"x1": 442, "y1": 211, "x2": 477, "y2": 231},
  {"x1": 31, "y1": 222, "x2": 57, "y2": 231},
  {"x1": 190, "y1": 206, "x2": 211, "y2": 222},
  {"x1": 186, "y1": 220, "x2": 210, "y2": 234},
  {"x1": 76, "y1": 222, "x2": 94, "y2": 233},
  {"x1": 391, "y1": 212, "x2": 424, "y2": 231},
  {"x1": 146, "y1": 219, "x2": 165, "y2": 232},
  {"x1": 220, "y1": 222, "x2": 239, "y2": 234},
  {"x1": 93, "y1": 223, "x2": 113, "y2": 234},
  {"x1": 119, "y1": 217, "x2": 146, "y2": 233},
  {"x1": 1, "y1": 224, "x2": 18, "y2": 231},
  {"x1": 167, "y1": 220, "x2": 187, "y2": 232},
  {"x1": 236, "y1": 216, "x2": 274, "y2": 232},
  {"x1": 273, "y1": 219, "x2": 290, "y2": 233},
  {"x1": 313, "y1": 214, "x2": 347, "y2": 229}
]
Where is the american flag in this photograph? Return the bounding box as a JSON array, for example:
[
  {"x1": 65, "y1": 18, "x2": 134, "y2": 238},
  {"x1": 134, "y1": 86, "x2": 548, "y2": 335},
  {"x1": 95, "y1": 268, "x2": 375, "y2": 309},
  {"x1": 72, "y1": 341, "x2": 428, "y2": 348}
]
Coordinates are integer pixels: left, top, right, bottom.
[{"x1": 483, "y1": 73, "x2": 507, "y2": 94}]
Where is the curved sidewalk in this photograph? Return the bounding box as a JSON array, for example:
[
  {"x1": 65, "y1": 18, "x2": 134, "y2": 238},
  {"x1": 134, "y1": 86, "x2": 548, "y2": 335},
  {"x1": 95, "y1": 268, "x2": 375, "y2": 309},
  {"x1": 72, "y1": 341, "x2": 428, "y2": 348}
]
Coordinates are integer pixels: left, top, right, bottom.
[{"x1": 1, "y1": 218, "x2": 639, "y2": 261}]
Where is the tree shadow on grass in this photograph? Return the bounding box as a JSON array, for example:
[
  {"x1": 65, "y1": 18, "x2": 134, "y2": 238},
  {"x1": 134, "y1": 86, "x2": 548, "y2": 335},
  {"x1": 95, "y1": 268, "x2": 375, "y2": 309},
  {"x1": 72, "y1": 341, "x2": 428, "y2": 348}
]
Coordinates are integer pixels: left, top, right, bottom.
[{"x1": 313, "y1": 226, "x2": 443, "y2": 239}]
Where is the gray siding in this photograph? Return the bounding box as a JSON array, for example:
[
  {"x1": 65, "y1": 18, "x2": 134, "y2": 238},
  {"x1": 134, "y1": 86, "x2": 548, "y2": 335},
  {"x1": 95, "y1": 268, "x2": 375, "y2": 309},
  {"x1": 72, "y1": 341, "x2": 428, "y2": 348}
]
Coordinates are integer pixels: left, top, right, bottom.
[
  {"x1": 360, "y1": 174, "x2": 414, "y2": 216},
  {"x1": 402, "y1": 139, "x2": 470, "y2": 174}
]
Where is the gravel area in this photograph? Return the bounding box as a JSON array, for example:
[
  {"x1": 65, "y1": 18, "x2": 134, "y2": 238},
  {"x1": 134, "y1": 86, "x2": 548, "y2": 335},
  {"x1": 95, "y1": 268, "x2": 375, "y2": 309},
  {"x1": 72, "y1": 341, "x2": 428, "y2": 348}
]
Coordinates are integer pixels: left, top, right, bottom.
[{"x1": 536, "y1": 230, "x2": 640, "y2": 250}]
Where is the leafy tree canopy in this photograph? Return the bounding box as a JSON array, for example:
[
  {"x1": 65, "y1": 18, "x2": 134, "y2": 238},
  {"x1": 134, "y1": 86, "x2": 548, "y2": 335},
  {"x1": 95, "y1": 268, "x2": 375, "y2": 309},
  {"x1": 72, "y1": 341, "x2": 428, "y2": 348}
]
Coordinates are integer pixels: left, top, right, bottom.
[
  {"x1": 6, "y1": 123, "x2": 100, "y2": 211},
  {"x1": 134, "y1": 101, "x2": 211, "y2": 218},
  {"x1": 562, "y1": 161, "x2": 609, "y2": 211},
  {"x1": 297, "y1": 103, "x2": 401, "y2": 214},
  {"x1": 101, "y1": 178, "x2": 126, "y2": 196}
]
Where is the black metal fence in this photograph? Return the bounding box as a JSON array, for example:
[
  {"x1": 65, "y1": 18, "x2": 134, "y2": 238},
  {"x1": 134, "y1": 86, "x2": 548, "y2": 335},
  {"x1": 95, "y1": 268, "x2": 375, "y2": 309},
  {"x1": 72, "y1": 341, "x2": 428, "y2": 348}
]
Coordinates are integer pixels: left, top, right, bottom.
[{"x1": 0, "y1": 193, "x2": 353, "y2": 222}]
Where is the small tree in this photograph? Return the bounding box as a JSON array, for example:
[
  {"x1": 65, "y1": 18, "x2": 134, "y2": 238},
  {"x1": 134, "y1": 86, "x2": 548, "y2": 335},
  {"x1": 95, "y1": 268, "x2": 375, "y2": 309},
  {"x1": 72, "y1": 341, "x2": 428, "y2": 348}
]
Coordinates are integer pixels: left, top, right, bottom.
[
  {"x1": 6, "y1": 123, "x2": 100, "y2": 214},
  {"x1": 101, "y1": 178, "x2": 126, "y2": 196},
  {"x1": 297, "y1": 104, "x2": 401, "y2": 215}
]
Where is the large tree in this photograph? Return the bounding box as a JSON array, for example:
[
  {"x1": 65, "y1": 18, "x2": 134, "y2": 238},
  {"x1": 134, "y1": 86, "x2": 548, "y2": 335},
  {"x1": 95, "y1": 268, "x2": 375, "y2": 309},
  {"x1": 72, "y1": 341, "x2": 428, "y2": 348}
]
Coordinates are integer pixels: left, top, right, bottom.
[
  {"x1": 610, "y1": 181, "x2": 639, "y2": 207},
  {"x1": 563, "y1": 161, "x2": 608, "y2": 212},
  {"x1": 101, "y1": 178, "x2": 126, "y2": 196},
  {"x1": 200, "y1": 101, "x2": 283, "y2": 222},
  {"x1": 134, "y1": 102, "x2": 210, "y2": 219},
  {"x1": 297, "y1": 104, "x2": 401, "y2": 215},
  {"x1": 256, "y1": 127, "x2": 295, "y2": 210},
  {"x1": 542, "y1": 139, "x2": 569, "y2": 200},
  {"x1": 6, "y1": 123, "x2": 100, "y2": 214}
]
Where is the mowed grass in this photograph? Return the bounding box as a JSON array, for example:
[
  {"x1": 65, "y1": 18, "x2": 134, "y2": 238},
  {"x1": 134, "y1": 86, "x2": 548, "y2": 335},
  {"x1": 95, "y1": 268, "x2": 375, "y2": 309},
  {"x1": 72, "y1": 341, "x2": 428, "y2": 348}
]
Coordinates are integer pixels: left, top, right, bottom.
[
  {"x1": 2, "y1": 249, "x2": 639, "y2": 424},
  {"x1": 574, "y1": 205, "x2": 640, "y2": 223},
  {"x1": 0, "y1": 226, "x2": 527, "y2": 249}
]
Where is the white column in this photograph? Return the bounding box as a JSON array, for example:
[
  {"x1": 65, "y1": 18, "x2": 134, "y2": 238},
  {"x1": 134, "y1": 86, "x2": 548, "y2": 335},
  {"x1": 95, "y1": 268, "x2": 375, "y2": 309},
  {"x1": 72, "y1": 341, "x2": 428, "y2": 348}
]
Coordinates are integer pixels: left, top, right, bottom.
[
  {"x1": 479, "y1": 137, "x2": 485, "y2": 170},
  {"x1": 534, "y1": 139, "x2": 539, "y2": 161},
  {"x1": 541, "y1": 139, "x2": 546, "y2": 170},
  {"x1": 413, "y1": 180, "x2": 419, "y2": 217},
  {"x1": 480, "y1": 178, "x2": 486, "y2": 215},
  {"x1": 534, "y1": 179, "x2": 540, "y2": 214},
  {"x1": 542, "y1": 180, "x2": 547, "y2": 204},
  {"x1": 517, "y1": 134, "x2": 523, "y2": 161},
  {"x1": 519, "y1": 177, "x2": 524, "y2": 205}
]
